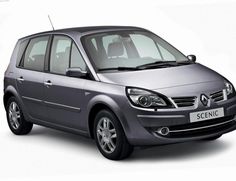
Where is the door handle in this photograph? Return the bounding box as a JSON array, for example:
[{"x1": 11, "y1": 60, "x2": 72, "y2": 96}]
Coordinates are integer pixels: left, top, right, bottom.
[
  {"x1": 44, "y1": 80, "x2": 53, "y2": 87},
  {"x1": 17, "y1": 76, "x2": 24, "y2": 83}
]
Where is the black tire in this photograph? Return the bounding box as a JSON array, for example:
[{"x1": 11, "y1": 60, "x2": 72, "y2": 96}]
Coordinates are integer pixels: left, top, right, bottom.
[
  {"x1": 202, "y1": 135, "x2": 222, "y2": 141},
  {"x1": 6, "y1": 97, "x2": 33, "y2": 135},
  {"x1": 94, "y1": 109, "x2": 133, "y2": 160}
]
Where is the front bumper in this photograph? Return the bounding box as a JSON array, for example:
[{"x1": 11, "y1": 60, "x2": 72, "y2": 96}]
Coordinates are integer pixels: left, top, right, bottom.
[{"x1": 122, "y1": 96, "x2": 236, "y2": 146}]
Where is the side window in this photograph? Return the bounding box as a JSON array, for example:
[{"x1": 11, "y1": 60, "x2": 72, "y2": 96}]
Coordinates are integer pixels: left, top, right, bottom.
[
  {"x1": 23, "y1": 36, "x2": 49, "y2": 71},
  {"x1": 70, "y1": 43, "x2": 87, "y2": 71},
  {"x1": 91, "y1": 38, "x2": 98, "y2": 51},
  {"x1": 17, "y1": 39, "x2": 29, "y2": 66},
  {"x1": 50, "y1": 36, "x2": 72, "y2": 75}
]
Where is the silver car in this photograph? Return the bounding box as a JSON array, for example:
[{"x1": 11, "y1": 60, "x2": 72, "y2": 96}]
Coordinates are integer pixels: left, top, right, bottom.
[{"x1": 4, "y1": 26, "x2": 236, "y2": 160}]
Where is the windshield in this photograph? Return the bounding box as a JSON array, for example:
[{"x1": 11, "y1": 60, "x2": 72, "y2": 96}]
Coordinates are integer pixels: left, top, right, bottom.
[{"x1": 82, "y1": 31, "x2": 189, "y2": 72}]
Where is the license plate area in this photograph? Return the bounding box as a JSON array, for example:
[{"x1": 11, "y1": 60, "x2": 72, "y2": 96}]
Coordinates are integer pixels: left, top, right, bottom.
[{"x1": 190, "y1": 107, "x2": 224, "y2": 123}]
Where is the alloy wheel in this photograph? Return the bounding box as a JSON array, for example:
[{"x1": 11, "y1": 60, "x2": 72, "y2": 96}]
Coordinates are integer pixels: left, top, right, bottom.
[
  {"x1": 96, "y1": 117, "x2": 117, "y2": 153},
  {"x1": 8, "y1": 102, "x2": 21, "y2": 130}
]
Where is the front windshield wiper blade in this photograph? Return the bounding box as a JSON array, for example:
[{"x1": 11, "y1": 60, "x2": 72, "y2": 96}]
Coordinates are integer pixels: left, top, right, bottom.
[
  {"x1": 98, "y1": 61, "x2": 194, "y2": 72},
  {"x1": 177, "y1": 60, "x2": 195, "y2": 64},
  {"x1": 98, "y1": 67, "x2": 141, "y2": 72},
  {"x1": 136, "y1": 61, "x2": 178, "y2": 69},
  {"x1": 136, "y1": 60, "x2": 193, "y2": 69}
]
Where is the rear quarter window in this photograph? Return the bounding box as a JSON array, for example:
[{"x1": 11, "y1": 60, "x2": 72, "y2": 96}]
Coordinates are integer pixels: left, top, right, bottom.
[{"x1": 16, "y1": 39, "x2": 29, "y2": 66}]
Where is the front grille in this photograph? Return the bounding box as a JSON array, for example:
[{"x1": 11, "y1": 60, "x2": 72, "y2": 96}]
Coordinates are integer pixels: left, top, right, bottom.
[
  {"x1": 210, "y1": 90, "x2": 224, "y2": 102},
  {"x1": 155, "y1": 115, "x2": 235, "y2": 138},
  {"x1": 172, "y1": 96, "x2": 196, "y2": 107}
]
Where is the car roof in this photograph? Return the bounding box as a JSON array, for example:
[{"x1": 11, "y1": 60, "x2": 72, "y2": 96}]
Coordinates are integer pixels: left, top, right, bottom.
[{"x1": 19, "y1": 26, "x2": 147, "y2": 40}]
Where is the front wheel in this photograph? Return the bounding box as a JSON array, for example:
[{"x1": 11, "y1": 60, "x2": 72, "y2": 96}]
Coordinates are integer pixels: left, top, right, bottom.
[{"x1": 94, "y1": 109, "x2": 133, "y2": 160}]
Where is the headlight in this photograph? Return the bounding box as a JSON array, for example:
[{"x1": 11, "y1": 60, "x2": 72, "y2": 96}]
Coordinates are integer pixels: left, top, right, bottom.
[
  {"x1": 225, "y1": 82, "x2": 234, "y2": 95},
  {"x1": 126, "y1": 87, "x2": 172, "y2": 109}
]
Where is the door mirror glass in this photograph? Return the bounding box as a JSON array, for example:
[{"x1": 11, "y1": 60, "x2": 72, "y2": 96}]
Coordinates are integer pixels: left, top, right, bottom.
[
  {"x1": 187, "y1": 54, "x2": 196, "y2": 62},
  {"x1": 66, "y1": 67, "x2": 88, "y2": 78}
]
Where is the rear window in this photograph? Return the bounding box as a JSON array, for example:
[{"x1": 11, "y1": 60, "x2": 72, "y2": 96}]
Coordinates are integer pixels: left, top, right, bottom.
[{"x1": 22, "y1": 36, "x2": 49, "y2": 71}]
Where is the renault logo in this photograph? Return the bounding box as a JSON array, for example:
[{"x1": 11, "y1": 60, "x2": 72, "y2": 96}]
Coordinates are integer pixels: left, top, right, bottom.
[{"x1": 200, "y1": 94, "x2": 209, "y2": 106}]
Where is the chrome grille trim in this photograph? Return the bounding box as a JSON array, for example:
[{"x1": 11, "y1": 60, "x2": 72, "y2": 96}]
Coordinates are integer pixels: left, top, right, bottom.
[
  {"x1": 171, "y1": 96, "x2": 196, "y2": 108},
  {"x1": 210, "y1": 90, "x2": 226, "y2": 102},
  {"x1": 153, "y1": 115, "x2": 236, "y2": 138},
  {"x1": 169, "y1": 119, "x2": 236, "y2": 133}
]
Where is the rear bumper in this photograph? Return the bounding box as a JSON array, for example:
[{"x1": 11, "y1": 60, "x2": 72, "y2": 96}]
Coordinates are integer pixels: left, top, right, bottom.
[{"x1": 122, "y1": 96, "x2": 236, "y2": 146}]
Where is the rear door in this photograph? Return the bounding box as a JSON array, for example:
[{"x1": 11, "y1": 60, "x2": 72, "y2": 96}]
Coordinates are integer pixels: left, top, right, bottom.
[
  {"x1": 43, "y1": 35, "x2": 88, "y2": 130},
  {"x1": 16, "y1": 36, "x2": 49, "y2": 120}
]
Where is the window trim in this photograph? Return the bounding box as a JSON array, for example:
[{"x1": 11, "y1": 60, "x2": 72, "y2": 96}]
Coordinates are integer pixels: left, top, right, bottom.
[
  {"x1": 68, "y1": 41, "x2": 73, "y2": 67},
  {"x1": 44, "y1": 35, "x2": 53, "y2": 72}
]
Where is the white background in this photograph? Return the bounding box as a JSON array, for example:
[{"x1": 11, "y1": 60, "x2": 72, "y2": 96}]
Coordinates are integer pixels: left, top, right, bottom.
[{"x1": 0, "y1": 0, "x2": 236, "y2": 180}]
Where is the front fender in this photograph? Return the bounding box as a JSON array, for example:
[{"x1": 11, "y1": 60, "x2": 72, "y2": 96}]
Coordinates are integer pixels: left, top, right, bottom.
[{"x1": 87, "y1": 94, "x2": 130, "y2": 136}]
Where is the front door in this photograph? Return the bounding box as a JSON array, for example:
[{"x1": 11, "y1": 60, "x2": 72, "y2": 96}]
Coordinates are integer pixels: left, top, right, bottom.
[{"x1": 43, "y1": 35, "x2": 88, "y2": 130}]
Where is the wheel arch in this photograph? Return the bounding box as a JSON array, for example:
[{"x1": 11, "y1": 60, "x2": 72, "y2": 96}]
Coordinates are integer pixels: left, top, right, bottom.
[
  {"x1": 3, "y1": 85, "x2": 29, "y2": 120},
  {"x1": 87, "y1": 95, "x2": 129, "y2": 139},
  {"x1": 4, "y1": 85, "x2": 21, "y2": 109}
]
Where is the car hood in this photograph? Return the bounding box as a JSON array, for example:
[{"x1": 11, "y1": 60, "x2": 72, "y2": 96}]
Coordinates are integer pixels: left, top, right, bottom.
[{"x1": 97, "y1": 63, "x2": 225, "y2": 90}]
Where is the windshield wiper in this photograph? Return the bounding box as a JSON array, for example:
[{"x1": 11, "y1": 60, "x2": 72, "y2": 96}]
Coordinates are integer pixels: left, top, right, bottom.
[
  {"x1": 177, "y1": 60, "x2": 194, "y2": 64},
  {"x1": 98, "y1": 67, "x2": 141, "y2": 72},
  {"x1": 136, "y1": 60, "x2": 193, "y2": 69},
  {"x1": 136, "y1": 61, "x2": 178, "y2": 69},
  {"x1": 98, "y1": 61, "x2": 194, "y2": 72}
]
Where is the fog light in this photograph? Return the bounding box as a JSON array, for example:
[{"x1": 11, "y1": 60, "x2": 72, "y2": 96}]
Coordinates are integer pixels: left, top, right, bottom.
[{"x1": 157, "y1": 127, "x2": 170, "y2": 136}]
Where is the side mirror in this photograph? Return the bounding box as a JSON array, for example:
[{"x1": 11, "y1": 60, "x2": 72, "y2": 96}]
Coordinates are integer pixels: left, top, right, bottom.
[
  {"x1": 66, "y1": 67, "x2": 88, "y2": 78},
  {"x1": 187, "y1": 55, "x2": 196, "y2": 62}
]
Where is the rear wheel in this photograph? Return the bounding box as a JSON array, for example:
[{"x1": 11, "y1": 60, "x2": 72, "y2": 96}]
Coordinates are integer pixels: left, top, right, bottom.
[
  {"x1": 202, "y1": 135, "x2": 222, "y2": 141},
  {"x1": 6, "y1": 97, "x2": 33, "y2": 135},
  {"x1": 94, "y1": 109, "x2": 133, "y2": 160}
]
